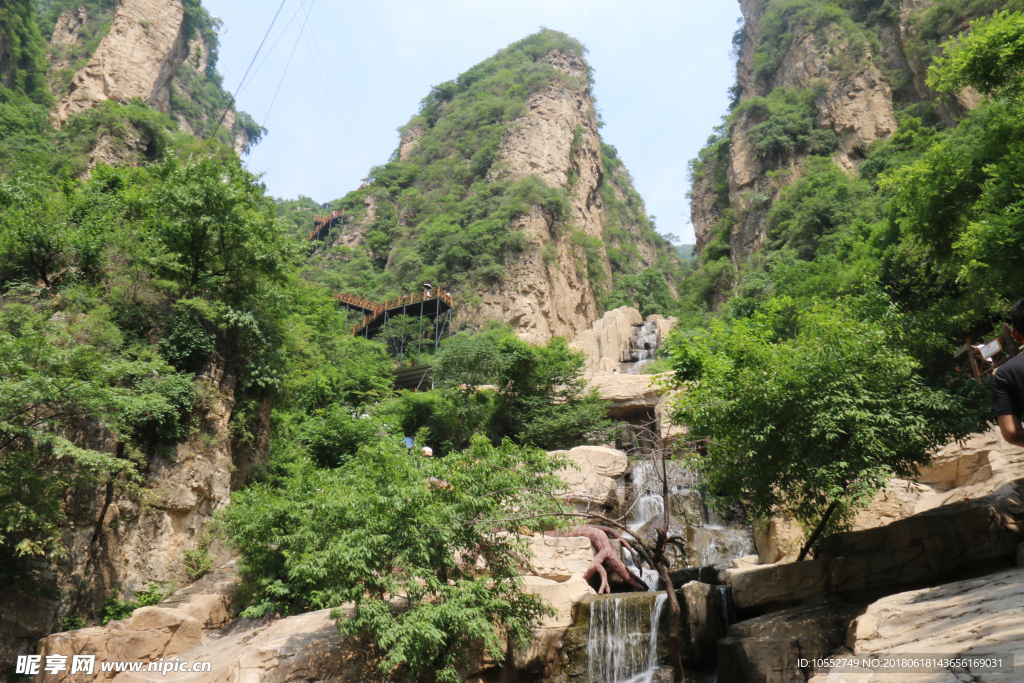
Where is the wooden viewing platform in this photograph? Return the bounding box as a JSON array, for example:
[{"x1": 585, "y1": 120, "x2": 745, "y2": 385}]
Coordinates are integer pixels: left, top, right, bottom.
[
  {"x1": 335, "y1": 289, "x2": 453, "y2": 339},
  {"x1": 308, "y1": 209, "x2": 345, "y2": 241}
]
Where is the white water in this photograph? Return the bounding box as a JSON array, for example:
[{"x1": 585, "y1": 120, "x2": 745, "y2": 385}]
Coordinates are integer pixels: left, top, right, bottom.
[
  {"x1": 623, "y1": 547, "x2": 660, "y2": 592},
  {"x1": 586, "y1": 593, "x2": 669, "y2": 683},
  {"x1": 623, "y1": 321, "x2": 660, "y2": 374},
  {"x1": 626, "y1": 462, "x2": 665, "y2": 590}
]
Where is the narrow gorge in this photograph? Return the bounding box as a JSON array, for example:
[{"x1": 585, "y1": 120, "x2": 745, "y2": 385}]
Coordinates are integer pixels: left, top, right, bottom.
[{"x1": 4, "y1": 0, "x2": 1024, "y2": 682}]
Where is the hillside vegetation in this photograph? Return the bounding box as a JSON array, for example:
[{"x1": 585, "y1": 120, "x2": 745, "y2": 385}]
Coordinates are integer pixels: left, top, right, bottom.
[
  {"x1": 290, "y1": 30, "x2": 684, "y2": 315},
  {"x1": 681, "y1": 1, "x2": 1024, "y2": 378},
  {"x1": 0, "y1": 15, "x2": 636, "y2": 676},
  {"x1": 664, "y1": 6, "x2": 1024, "y2": 553}
]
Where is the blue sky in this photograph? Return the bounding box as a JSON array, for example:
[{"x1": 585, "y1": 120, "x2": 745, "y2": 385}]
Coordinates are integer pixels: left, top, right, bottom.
[{"x1": 202, "y1": 0, "x2": 743, "y2": 244}]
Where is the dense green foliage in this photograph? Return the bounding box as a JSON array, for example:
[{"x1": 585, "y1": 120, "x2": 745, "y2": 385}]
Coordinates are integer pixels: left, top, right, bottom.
[
  {"x1": 0, "y1": 155, "x2": 302, "y2": 593},
  {"x1": 0, "y1": 0, "x2": 52, "y2": 106},
  {"x1": 373, "y1": 322, "x2": 610, "y2": 456},
  {"x1": 666, "y1": 6, "x2": 1024, "y2": 550},
  {"x1": 682, "y1": 8, "x2": 1024, "y2": 371},
  {"x1": 735, "y1": 87, "x2": 837, "y2": 163},
  {"x1": 220, "y1": 437, "x2": 568, "y2": 682},
  {"x1": 929, "y1": 10, "x2": 1024, "y2": 99},
  {"x1": 291, "y1": 30, "x2": 680, "y2": 315},
  {"x1": 669, "y1": 295, "x2": 988, "y2": 541}
]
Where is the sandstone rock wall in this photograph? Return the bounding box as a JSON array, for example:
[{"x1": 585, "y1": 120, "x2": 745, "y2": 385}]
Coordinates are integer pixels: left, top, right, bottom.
[
  {"x1": 569, "y1": 306, "x2": 642, "y2": 373},
  {"x1": 55, "y1": 0, "x2": 190, "y2": 123},
  {"x1": 0, "y1": 362, "x2": 269, "y2": 675},
  {"x1": 462, "y1": 50, "x2": 608, "y2": 345},
  {"x1": 569, "y1": 307, "x2": 678, "y2": 375}
]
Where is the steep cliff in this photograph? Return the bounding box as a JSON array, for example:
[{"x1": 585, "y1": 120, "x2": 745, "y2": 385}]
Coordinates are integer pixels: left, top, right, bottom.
[
  {"x1": 302, "y1": 31, "x2": 682, "y2": 344},
  {"x1": 37, "y1": 0, "x2": 259, "y2": 160},
  {"x1": 0, "y1": 357, "x2": 271, "y2": 675},
  {"x1": 689, "y1": 0, "x2": 1001, "y2": 298}
]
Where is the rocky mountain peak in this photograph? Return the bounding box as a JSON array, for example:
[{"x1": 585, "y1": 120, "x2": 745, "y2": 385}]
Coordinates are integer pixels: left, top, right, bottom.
[{"x1": 309, "y1": 32, "x2": 682, "y2": 345}]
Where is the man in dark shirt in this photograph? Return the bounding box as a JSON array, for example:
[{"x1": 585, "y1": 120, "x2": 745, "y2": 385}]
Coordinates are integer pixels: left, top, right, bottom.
[{"x1": 993, "y1": 298, "x2": 1024, "y2": 447}]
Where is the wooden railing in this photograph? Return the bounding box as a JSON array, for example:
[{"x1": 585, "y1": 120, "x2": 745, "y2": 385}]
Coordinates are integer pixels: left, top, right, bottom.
[
  {"x1": 336, "y1": 289, "x2": 454, "y2": 335},
  {"x1": 308, "y1": 209, "x2": 345, "y2": 241}
]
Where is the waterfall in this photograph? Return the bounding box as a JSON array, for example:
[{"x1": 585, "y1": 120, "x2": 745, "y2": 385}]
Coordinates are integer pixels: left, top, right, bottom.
[
  {"x1": 719, "y1": 586, "x2": 736, "y2": 629},
  {"x1": 623, "y1": 547, "x2": 660, "y2": 592},
  {"x1": 586, "y1": 593, "x2": 668, "y2": 683},
  {"x1": 623, "y1": 321, "x2": 660, "y2": 374},
  {"x1": 626, "y1": 462, "x2": 665, "y2": 590},
  {"x1": 626, "y1": 461, "x2": 754, "y2": 574}
]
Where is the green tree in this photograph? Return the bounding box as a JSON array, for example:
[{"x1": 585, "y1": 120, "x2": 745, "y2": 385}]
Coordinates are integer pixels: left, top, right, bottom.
[
  {"x1": 667, "y1": 295, "x2": 986, "y2": 559},
  {"x1": 219, "y1": 436, "x2": 568, "y2": 683},
  {"x1": 0, "y1": 0, "x2": 52, "y2": 105},
  {"x1": 147, "y1": 156, "x2": 295, "y2": 301},
  {"x1": 0, "y1": 298, "x2": 163, "y2": 562},
  {"x1": 929, "y1": 10, "x2": 1024, "y2": 99},
  {"x1": 434, "y1": 329, "x2": 610, "y2": 450},
  {"x1": 602, "y1": 268, "x2": 674, "y2": 317}
]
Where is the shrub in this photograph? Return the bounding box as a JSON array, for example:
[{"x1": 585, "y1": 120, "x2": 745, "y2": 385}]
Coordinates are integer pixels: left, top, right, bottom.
[{"x1": 102, "y1": 583, "x2": 165, "y2": 624}]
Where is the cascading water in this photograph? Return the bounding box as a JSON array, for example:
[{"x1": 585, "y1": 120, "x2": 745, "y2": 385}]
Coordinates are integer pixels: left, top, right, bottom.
[
  {"x1": 586, "y1": 593, "x2": 668, "y2": 683},
  {"x1": 625, "y1": 461, "x2": 754, "y2": 574},
  {"x1": 625, "y1": 461, "x2": 667, "y2": 590},
  {"x1": 623, "y1": 321, "x2": 660, "y2": 374}
]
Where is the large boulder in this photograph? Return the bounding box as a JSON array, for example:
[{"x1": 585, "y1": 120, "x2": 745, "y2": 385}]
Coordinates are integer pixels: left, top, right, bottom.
[
  {"x1": 809, "y1": 568, "x2": 1024, "y2": 682},
  {"x1": 552, "y1": 445, "x2": 629, "y2": 510},
  {"x1": 569, "y1": 306, "x2": 644, "y2": 374},
  {"x1": 88, "y1": 607, "x2": 400, "y2": 683},
  {"x1": 522, "y1": 575, "x2": 596, "y2": 629},
  {"x1": 589, "y1": 373, "x2": 667, "y2": 420},
  {"x1": 717, "y1": 603, "x2": 862, "y2": 683},
  {"x1": 730, "y1": 505, "x2": 1022, "y2": 613},
  {"x1": 674, "y1": 581, "x2": 728, "y2": 667},
  {"x1": 37, "y1": 607, "x2": 203, "y2": 682},
  {"x1": 528, "y1": 535, "x2": 595, "y2": 582}
]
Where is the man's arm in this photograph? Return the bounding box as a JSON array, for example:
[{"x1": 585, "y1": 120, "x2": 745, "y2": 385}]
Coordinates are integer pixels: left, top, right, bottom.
[{"x1": 997, "y1": 413, "x2": 1024, "y2": 448}]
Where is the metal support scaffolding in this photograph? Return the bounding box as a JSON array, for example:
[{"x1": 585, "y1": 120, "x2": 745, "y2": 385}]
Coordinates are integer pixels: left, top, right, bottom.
[{"x1": 336, "y1": 289, "x2": 454, "y2": 371}]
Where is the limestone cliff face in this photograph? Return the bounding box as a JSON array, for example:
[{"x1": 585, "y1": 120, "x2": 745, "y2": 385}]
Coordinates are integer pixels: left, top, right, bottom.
[
  {"x1": 461, "y1": 50, "x2": 608, "y2": 344},
  {"x1": 46, "y1": 0, "x2": 252, "y2": 158},
  {"x1": 0, "y1": 362, "x2": 270, "y2": 673},
  {"x1": 54, "y1": 0, "x2": 189, "y2": 122},
  {"x1": 693, "y1": 0, "x2": 981, "y2": 270}
]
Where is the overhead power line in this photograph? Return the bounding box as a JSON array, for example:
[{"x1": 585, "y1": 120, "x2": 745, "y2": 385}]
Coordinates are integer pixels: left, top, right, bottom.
[
  {"x1": 204, "y1": 0, "x2": 290, "y2": 153},
  {"x1": 263, "y1": 0, "x2": 317, "y2": 129},
  {"x1": 287, "y1": 0, "x2": 366, "y2": 172}
]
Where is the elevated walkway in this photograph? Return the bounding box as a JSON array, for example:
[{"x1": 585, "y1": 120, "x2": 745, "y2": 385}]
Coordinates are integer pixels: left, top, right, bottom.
[
  {"x1": 336, "y1": 290, "x2": 453, "y2": 339},
  {"x1": 308, "y1": 209, "x2": 345, "y2": 241}
]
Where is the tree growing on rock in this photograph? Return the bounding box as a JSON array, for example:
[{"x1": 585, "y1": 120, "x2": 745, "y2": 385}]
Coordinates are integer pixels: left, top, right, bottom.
[
  {"x1": 548, "y1": 423, "x2": 702, "y2": 683},
  {"x1": 666, "y1": 294, "x2": 988, "y2": 561}
]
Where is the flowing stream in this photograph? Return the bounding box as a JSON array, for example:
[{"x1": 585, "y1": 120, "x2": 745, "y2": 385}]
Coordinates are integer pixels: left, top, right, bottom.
[{"x1": 586, "y1": 593, "x2": 668, "y2": 683}]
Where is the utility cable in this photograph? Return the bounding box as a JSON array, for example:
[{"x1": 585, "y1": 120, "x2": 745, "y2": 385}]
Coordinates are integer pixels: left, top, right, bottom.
[
  {"x1": 203, "y1": 0, "x2": 290, "y2": 154},
  {"x1": 221, "y1": 64, "x2": 342, "y2": 195},
  {"x1": 301, "y1": 10, "x2": 364, "y2": 169},
  {"x1": 248, "y1": 0, "x2": 311, "y2": 91},
  {"x1": 287, "y1": 0, "x2": 366, "y2": 171},
  {"x1": 263, "y1": 0, "x2": 316, "y2": 129}
]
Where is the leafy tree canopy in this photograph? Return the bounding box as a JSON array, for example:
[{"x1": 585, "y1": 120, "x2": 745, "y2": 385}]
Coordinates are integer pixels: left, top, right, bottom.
[
  {"x1": 220, "y1": 437, "x2": 569, "y2": 683},
  {"x1": 668, "y1": 294, "x2": 989, "y2": 547},
  {"x1": 929, "y1": 10, "x2": 1024, "y2": 98}
]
